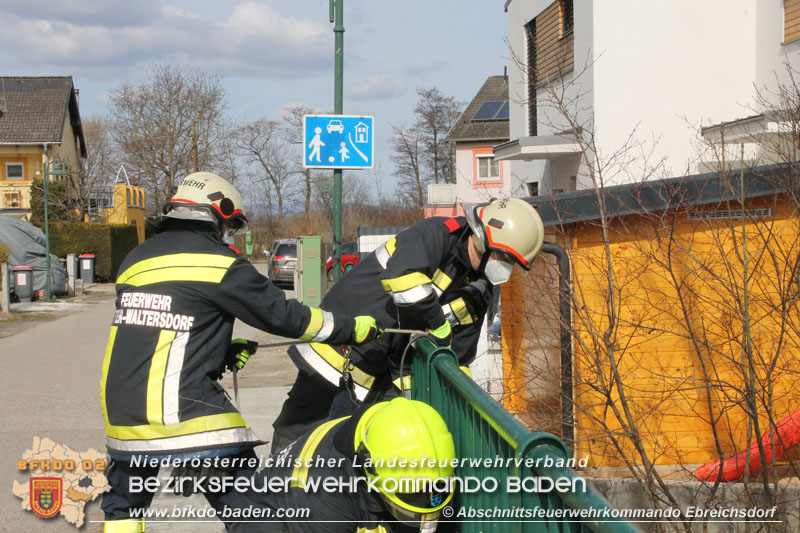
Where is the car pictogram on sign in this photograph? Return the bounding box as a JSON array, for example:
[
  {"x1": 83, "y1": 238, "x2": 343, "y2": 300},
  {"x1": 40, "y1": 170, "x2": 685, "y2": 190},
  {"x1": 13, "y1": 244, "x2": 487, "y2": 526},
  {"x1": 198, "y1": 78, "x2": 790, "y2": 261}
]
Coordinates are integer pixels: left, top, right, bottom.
[{"x1": 326, "y1": 120, "x2": 344, "y2": 134}]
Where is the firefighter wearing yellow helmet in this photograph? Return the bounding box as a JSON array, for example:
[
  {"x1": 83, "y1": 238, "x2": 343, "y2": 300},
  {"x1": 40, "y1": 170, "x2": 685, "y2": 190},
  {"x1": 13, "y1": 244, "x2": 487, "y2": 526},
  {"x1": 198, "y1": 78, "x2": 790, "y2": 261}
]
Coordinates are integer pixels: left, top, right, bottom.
[
  {"x1": 236, "y1": 398, "x2": 456, "y2": 532},
  {"x1": 100, "y1": 172, "x2": 381, "y2": 532}
]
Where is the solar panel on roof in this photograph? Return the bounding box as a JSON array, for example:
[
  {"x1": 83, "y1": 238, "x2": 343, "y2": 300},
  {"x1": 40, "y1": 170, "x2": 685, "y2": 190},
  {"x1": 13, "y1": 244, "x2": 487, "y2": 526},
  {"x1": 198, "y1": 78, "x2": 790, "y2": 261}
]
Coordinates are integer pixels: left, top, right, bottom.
[
  {"x1": 472, "y1": 101, "x2": 503, "y2": 121},
  {"x1": 495, "y1": 101, "x2": 509, "y2": 120}
]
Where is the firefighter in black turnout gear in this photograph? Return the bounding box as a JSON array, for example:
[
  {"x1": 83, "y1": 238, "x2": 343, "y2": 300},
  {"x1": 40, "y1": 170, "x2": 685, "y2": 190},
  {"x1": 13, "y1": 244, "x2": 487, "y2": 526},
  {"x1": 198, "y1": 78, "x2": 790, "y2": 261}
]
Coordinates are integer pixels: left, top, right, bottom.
[
  {"x1": 233, "y1": 397, "x2": 456, "y2": 533},
  {"x1": 272, "y1": 198, "x2": 545, "y2": 452},
  {"x1": 100, "y1": 172, "x2": 381, "y2": 532}
]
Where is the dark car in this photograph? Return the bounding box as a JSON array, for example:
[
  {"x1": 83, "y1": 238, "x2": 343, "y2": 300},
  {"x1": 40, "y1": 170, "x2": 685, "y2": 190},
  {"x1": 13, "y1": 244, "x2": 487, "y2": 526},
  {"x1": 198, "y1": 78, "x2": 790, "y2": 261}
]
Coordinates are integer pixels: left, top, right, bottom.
[
  {"x1": 266, "y1": 239, "x2": 297, "y2": 287},
  {"x1": 326, "y1": 242, "x2": 359, "y2": 281}
]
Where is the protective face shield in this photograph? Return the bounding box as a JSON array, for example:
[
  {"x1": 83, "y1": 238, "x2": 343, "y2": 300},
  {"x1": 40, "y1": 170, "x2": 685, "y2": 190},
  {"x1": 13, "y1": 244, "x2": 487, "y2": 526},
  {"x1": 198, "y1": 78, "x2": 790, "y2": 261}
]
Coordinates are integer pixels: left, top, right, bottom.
[
  {"x1": 163, "y1": 172, "x2": 248, "y2": 233},
  {"x1": 380, "y1": 492, "x2": 444, "y2": 529}
]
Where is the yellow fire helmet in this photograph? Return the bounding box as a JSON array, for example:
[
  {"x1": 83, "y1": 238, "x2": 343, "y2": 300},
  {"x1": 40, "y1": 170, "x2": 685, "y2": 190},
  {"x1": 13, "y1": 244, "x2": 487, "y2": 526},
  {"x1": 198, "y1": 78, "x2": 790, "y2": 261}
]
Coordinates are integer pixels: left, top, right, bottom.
[
  {"x1": 163, "y1": 172, "x2": 247, "y2": 230},
  {"x1": 354, "y1": 398, "x2": 456, "y2": 528},
  {"x1": 463, "y1": 198, "x2": 544, "y2": 270}
]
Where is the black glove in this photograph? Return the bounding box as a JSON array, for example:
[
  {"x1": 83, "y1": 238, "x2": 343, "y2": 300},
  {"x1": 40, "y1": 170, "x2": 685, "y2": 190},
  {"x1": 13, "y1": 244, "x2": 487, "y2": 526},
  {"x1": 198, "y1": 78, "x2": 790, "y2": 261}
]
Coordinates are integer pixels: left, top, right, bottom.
[
  {"x1": 351, "y1": 316, "x2": 383, "y2": 345},
  {"x1": 224, "y1": 338, "x2": 258, "y2": 372}
]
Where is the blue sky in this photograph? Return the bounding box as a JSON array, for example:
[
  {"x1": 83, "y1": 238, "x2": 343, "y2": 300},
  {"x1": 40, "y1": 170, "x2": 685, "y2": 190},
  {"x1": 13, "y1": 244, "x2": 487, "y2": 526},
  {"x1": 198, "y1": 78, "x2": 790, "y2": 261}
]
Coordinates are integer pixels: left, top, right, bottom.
[{"x1": 0, "y1": 0, "x2": 509, "y2": 197}]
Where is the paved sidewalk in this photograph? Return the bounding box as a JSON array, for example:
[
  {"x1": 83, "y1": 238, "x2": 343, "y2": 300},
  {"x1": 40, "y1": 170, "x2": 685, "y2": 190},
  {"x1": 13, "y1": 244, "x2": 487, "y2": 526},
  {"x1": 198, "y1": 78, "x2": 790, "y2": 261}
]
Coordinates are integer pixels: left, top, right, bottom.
[{"x1": 1, "y1": 263, "x2": 300, "y2": 532}]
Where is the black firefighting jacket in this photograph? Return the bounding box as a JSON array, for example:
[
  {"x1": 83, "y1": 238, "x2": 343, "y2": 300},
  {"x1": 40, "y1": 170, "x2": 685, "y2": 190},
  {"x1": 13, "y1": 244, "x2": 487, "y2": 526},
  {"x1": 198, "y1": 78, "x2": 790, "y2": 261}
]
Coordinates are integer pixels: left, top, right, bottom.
[
  {"x1": 101, "y1": 220, "x2": 358, "y2": 458},
  {"x1": 289, "y1": 216, "x2": 489, "y2": 400},
  {"x1": 234, "y1": 410, "x2": 418, "y2": 533}
]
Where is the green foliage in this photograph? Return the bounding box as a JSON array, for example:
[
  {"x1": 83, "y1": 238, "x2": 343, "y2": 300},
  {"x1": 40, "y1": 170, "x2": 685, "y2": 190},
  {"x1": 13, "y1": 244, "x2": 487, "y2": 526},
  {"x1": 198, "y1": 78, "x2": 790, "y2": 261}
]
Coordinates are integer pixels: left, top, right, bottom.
[
  {"x1": 29, "y1": 177, "x2": 71, "y2": 223},
  {"x1": 0, "y1": 242, "x2": 9, "y2": 263},
  {"x1": 48, "y1": 222, "x2": 139, "y2": 282}
]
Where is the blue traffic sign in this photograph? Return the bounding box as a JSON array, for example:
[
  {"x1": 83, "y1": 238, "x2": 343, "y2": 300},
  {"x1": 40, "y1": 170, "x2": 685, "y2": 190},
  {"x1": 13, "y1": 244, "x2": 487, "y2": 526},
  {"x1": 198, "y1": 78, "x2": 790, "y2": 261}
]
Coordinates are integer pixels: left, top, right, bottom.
[{"x1": 303, "y1": 115, "x2": 374, "y2": 169}]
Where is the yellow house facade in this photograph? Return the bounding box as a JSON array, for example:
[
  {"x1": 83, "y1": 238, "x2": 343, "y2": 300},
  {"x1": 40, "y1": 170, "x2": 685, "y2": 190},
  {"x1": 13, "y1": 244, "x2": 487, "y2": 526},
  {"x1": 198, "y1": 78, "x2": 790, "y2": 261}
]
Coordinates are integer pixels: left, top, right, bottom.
[
  {"x1": 502, "y1": 165, "x2": 800, "y2": 469},
  {"x1": 0, "y1": 77, "x2": 87, "y2": 220},
  {"x1": 100, "y1": 182, "x2": 146, "y2": 243}
]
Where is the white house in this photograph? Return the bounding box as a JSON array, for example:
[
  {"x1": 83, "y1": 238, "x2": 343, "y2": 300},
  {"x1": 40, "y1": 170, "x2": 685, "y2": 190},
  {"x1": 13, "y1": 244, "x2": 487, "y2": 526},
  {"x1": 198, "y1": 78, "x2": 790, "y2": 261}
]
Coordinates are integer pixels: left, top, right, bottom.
[
  {"x1": 497, "y1": 0, "x2": 800, "y2": 193},
  {"x1": 425, "y1": 74, "x2": 517, "y2": 218}
]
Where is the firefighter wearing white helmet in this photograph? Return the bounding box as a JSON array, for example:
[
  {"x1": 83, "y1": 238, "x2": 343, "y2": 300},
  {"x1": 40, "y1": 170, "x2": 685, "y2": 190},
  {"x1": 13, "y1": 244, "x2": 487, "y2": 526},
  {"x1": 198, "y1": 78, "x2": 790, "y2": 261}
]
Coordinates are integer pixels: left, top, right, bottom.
[
  {"x1": 100, "y1": 172, "x2": 382, "y2": 532},
  {"x1": 235, "y1": 398, "x2": 456, "y2": 532},
  {"x1": 272, "y1": 197, "x2": 544, "y2": 453},
  {"x1": 462, "y1": 197, "x2": 545, "y2": 285}
]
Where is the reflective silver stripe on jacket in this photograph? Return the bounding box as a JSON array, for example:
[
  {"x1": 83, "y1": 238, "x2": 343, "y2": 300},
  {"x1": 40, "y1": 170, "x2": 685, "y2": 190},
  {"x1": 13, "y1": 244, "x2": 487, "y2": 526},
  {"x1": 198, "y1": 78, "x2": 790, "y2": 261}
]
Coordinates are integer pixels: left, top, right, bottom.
[
  {"x1": 375, "y1": 242, "x2": 391, "y2": 269},
  {"x1": 392, "y1": 284, "x2": 435, "y2": 305},
  {"x1": 442, "y1": 303, "x2": 458, "y2": 327},
  {"x1": 310, "y1": 310, "x2": 336, "y2": 342},
  {"x1": 292, "y1": 343, "x2": 370, "y2": 401},
  {"x1": 162, "y1": 331, "x2": 189, "y2": 425},
  {"x1": 106, "y1": 426, "x2": 261, "y2": 453}
]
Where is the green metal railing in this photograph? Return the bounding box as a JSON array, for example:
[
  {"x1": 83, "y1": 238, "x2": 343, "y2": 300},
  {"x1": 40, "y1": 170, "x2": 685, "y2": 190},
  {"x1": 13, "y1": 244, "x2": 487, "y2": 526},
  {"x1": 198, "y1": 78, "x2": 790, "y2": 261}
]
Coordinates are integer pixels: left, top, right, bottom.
[{"x1": 410, "y1": 338, "x2": 641, "y2": 533}]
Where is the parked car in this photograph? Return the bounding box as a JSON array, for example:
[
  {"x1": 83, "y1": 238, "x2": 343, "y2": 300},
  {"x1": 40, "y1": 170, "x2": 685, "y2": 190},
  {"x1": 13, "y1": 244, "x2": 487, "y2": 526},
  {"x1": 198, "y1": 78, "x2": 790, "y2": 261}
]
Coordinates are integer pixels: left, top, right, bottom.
[
  {"x1": 326, "y1": 242, "x2": 359, "y2": 281},
  {"x1": 265, "y1": 238, "x2": 297, "y2": 287}
]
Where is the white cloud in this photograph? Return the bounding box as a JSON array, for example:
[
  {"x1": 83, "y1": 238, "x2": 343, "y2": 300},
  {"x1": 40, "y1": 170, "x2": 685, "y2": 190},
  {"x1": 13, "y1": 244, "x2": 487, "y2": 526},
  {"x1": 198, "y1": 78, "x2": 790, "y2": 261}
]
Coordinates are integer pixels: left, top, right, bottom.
[
  {"x1": 349, "y1": 73, "x2": 405, "y2": 101},
  {"x1": 0, "y1": 2, "x2": 331, "y2": 80}
]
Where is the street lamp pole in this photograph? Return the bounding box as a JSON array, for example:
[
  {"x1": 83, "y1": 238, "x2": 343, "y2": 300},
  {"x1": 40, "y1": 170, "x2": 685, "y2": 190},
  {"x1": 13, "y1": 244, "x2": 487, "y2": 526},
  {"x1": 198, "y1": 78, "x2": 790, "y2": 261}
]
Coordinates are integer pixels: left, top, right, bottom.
[
  {"x1": 43, "y1": 147, "x2": 51, "y2": 301},
  {"x1": 41, "y1": 150, "x2": 69, "y2": 301},
  {"x1": 330, "y1": 0, "x2": 344, "y2": 282}
]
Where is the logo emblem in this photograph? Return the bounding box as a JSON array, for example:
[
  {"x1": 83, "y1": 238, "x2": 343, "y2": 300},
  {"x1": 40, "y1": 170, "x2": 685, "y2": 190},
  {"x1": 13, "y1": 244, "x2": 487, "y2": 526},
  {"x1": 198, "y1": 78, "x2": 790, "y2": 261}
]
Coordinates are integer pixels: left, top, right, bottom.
[
  {"x1": 30, "y1": 477, "x2": 62, "y2": 518},
  {"x1": 430, "y1": 492, "x2": 443, "y2": 506}
]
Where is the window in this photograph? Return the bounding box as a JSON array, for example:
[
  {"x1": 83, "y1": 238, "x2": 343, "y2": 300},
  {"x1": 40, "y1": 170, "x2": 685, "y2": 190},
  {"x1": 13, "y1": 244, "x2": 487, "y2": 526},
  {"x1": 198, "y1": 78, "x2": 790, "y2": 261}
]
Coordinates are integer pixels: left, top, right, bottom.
[
  {"x1": 477, "y1": 155, "x2": 500, "y2": 181},
  {"x1": 5, "y1": 162, "x2": 23, "y2": 181},
  {"x1": 560, "y1": 0, "x2": 574, "y2": 36},
  {"x1": 138, "y1": 191, "x2": 144, "y2": 207},
  {"x1": 527, "y1": 182, "x2": 539, "y2": 197},
  {"x1": 3, "y1": 191, "x2": 21, "y2": 208},
  {"x1": 126, "y1": 189, "x2": 131, "y2": 206}
]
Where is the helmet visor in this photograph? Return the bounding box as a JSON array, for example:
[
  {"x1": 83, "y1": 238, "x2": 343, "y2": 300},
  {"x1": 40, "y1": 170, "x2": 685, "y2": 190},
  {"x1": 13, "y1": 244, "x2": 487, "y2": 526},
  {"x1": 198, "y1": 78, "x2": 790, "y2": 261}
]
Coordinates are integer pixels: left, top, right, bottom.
[{"x1": 383, "y1": 496, "x2": 442, "y2": 528}]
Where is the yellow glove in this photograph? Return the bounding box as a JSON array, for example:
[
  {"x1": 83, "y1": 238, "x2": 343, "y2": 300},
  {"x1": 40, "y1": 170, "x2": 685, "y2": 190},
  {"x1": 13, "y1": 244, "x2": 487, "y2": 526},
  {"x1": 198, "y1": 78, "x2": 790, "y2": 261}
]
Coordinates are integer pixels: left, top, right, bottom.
[
  {"x1": 352, "y1": 316, "x2": 383, "y2": 345},
  {"x1": 428, "y1": 321, "x2": 452, "y2": 348}
]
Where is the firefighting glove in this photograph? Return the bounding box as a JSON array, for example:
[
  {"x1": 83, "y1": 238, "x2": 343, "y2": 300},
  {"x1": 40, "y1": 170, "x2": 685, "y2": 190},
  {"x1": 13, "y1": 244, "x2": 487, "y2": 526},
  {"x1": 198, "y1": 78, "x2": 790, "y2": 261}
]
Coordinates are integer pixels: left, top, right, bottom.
[
  {"x1": 352, "y1": 316, "x2": 383, "y2": 345},
  {"x1": 428, "y1": 320, "x2": 453, "y2": 348},
  {"x1": 225, "y1": 338, "x2": 258, "y2": 372}
]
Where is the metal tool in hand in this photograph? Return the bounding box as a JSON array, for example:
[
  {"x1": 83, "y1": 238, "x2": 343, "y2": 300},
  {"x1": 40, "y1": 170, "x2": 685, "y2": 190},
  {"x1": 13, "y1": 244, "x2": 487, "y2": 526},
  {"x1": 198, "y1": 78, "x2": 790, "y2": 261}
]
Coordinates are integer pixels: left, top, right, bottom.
[{"x1": 256, "y1": 328, "x2": 427, "y2": 349}]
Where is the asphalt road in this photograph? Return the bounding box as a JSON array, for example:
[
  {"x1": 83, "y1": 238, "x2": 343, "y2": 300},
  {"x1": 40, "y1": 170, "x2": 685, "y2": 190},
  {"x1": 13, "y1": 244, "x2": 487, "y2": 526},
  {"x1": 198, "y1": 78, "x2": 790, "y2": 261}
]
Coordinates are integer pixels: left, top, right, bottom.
[{"x1": 1, "y1": 263, "x2": 300, "y2": 532}]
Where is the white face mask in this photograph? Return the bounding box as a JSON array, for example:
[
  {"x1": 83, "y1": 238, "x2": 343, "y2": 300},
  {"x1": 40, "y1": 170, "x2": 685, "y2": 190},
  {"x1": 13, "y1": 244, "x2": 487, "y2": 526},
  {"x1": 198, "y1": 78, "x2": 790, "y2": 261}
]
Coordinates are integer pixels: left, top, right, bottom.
[
  {"x1": 222, "y1": 230, "x2": 235, "y2": 245},
  {"x1": 484, "y1": 259, "x2": 514, "y2": 285}
]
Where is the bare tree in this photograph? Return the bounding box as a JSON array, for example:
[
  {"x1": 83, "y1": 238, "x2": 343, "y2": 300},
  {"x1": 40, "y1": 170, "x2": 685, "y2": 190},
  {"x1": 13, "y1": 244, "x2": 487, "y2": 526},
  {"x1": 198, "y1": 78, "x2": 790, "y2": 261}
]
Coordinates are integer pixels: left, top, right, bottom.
[
  {"x1": 281, "y1": 103, "x2": 321, "y2": 213},
  {"x1": 108, "y1": 65, "x2": 229, "y2": 213},
  {"x1": 413, "y1": 87, "x2": 462, "y2": 185},
  {"x1": 390, "y1": 124, "x2": 424, "y2": 209},
  {"x1": 70, "y1": 116, "x2": 116, "y2": 220},
  {"x1": 236, "y1": 119, "x2": 296, "y2": 217}
]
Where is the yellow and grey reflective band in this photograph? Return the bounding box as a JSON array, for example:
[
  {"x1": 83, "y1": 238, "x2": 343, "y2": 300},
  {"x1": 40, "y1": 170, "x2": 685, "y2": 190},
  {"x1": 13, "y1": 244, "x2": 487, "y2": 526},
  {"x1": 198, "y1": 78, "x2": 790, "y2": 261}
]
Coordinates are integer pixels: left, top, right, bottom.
[
  {"x1": 381, "y1": 272, "x2": 436, "y2": 305},
  {"x1": 106, "y1": 411, "x2": 250, "y2": 442},
  {"x1": 448, "y1": 296, "x2": 474, "y2": 325},
  {"x1": 357, "y1": 526, "x2": 389, "y2": 533},
  {"x1": 146, "y1": 330, "x2": 177, "y2": 425},
  {"x1": 299, "y1": 307, "x2": 335, "y2": 342},
  {"x1": 441, "y1": 303, "x2": 458, "y2": 327},
  {"x1": 104, "y1": 517, "x2": 145, "y2": 533},
  {"x1": 290, "y1": 417, "x2": 347, "y2": 488},
  {"x1": 375, "y1": 237, "x2": 396, "y2": 269},
  {"x1": 432, "y1": 269, "x2": 452, "y2": 294},
  {"x1": 117, "y1": 253, "x2": 235, "y2": 286},
  {"x1": 295, "y1": 343, "x2": 373, "y2": 400}
]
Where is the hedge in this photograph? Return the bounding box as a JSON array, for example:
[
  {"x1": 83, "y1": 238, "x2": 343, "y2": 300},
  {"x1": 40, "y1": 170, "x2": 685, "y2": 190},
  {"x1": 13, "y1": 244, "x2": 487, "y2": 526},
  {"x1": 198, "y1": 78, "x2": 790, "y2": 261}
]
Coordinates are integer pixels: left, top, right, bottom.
[{"x1": 48, "y1": 222, "x2": 139, "y2": 282}]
